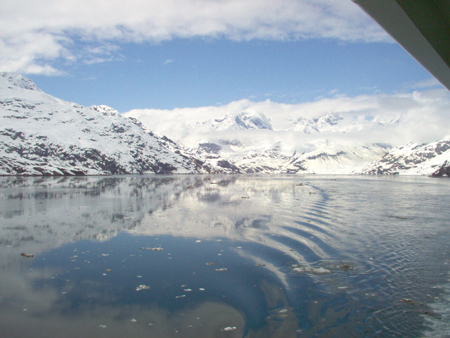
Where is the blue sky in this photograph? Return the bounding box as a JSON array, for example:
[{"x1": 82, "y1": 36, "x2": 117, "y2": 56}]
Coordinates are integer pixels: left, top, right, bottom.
[
  {"x1": 27, "y1": 39, "x2": 433, "y2": 113},
  {"x1": 0, "y1": 0, "x2": 444, "y2": 113}
]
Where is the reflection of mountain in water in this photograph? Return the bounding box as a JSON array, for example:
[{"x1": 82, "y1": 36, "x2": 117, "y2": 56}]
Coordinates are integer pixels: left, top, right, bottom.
[
  {"x1": 129, "y1": 176, "x2": 335, "y2": 272},
  {"x1": 0, "y1": 176, "x2": 193, "y2": 271},
  {"x1": 1, "y1": 175, "x2": 334, "y2": 274}
]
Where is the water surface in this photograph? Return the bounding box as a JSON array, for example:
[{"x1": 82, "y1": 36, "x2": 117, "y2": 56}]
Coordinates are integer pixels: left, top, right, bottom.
[{"x1": 1, "y1": 175, "x2": 450, "y2": 337}]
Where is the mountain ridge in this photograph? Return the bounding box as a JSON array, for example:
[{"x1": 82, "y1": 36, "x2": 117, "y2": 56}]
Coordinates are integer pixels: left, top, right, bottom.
[
  {"x1": 0, "y1": 72, "x2": 231, "y2": 175},
  {"x1": 2, "y1": 72, "x2": 450, "y2": 177}
]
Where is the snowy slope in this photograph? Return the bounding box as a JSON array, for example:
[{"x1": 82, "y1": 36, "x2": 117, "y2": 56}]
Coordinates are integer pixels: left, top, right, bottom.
[
  {"x1": 358, "y1": 138, "x2": 450, "y2": 176},
  {"x1": 0, "y1": 72, "x2": 217, "y2": 175}
]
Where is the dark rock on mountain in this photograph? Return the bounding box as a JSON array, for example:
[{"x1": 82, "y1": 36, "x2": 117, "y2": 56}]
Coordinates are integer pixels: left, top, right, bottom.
[{"x1": 431, "y1": 161, "x2": 450, "y2": 177}]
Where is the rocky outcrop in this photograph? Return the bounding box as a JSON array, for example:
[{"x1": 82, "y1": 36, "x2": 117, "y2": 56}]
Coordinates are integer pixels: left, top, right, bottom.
[
  {"x1": 431, "y1": 160, "x2": 450, "y2": 177},
  {"x1": 359, "y1": 139, "x2": 450, "y2": 176}
]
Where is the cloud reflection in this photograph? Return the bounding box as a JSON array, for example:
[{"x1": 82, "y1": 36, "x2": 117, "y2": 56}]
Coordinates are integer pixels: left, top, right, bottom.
[{"x1": 1, "y1": 175, "x2": 318, "y2": 336}]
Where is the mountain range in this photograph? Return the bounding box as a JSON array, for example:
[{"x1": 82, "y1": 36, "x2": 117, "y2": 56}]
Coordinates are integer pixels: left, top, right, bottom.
[
  {"x1": 1, "y1": 72, "x2": 449, "y2": 177},
  {"x1": 0, "y1": 73, "x2": 236, "y2": 175}
]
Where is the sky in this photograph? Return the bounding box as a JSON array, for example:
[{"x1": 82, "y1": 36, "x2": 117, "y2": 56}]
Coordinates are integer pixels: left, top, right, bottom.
[{"x1": 0, "y1": 0, "x2": 447, "y2": 115}]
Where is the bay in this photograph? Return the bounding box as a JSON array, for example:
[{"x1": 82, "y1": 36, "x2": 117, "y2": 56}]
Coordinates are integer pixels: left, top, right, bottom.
[{"x1": 1, "y1": 175, "x2": 450, "y2": 337}]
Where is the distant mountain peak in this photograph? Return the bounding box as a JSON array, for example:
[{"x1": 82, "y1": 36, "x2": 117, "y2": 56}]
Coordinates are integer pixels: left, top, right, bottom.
[
  {"x1": 90, "y1": 105, "x2": 120, "y2": 116},
  {"x1": 315, "y1": 112, "x2": 343, "y2": 128},
  {"x1": 210, "y1": 111, "x2": 272, "y2": 131},
  {"x1": 292, "y1": 112, "x2": 343, "y2": 134},
  {"x1": 1, "y1": 72, "x2": 42, "y2": 92}
]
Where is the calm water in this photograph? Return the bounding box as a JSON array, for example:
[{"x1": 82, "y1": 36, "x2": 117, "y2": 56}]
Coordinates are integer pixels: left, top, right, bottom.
[{"x1": 1, "y1": 175, "x2": 450, "y2": 337}]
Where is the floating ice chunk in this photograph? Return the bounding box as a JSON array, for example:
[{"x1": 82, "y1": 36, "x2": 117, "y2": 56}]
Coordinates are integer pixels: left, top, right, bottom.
[
  {"x1": 175, "y1": 295, "x2": 186, "y2": 299},
  {"x1": 215, "y1": 268, "x2": 227, "y2": 271},
  {"x1": 199, "y1": 288, "x2": 205, "y2": 291},
  {"x1": 136, "y1": 285, "x2": 150, "y2": 291},
  {"x1": 292, "y1": 266, "x2": 330, "y2": 274},
  {"x1": 222, "y1": 326, "x2": 237, "y2": 331},
  {"x1": 131, "y1": 318, "x2": 137, "y2": 322}
]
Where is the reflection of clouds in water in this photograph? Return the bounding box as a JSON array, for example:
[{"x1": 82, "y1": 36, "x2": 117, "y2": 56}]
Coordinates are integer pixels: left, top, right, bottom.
[
  {"x1": 0, "y1": 268, "x2": 62, "y2": 314},
  {"x1": 2, "y1": 296, "x2": 245, "y2": 338},
  {"x1": 0, "y1": 175, "x2": 334, "y2": 278},
  {"x1": 237, "y1": 249, "x2": 290, "y2": 290},
  {"x1": 0, "y1": 266, "x2": 300, "y2": 338},
  {"x1": 130, "y1": 177, "x2": 332, "y2": 268}
]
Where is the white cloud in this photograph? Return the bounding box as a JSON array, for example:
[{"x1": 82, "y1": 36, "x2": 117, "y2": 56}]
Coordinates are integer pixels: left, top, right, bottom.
[
  {"x1": 82, "y1": 45, "x2": 124, "y2": 65},
  {"x1": 124, "y1": 89, "x2": 450, "y2": 148},
  {"x1": 411, "y1": 78, "x2": 443, "y2": 89},
  {"x1": 164, "y1": 59, "x2": 175, "y2": 65},
  {"x1": 0, "y1": 32, "x2": 69, "y2": 75},
  {"x1": 0, "y1": 0, "x2": 388, "y2": 74}
]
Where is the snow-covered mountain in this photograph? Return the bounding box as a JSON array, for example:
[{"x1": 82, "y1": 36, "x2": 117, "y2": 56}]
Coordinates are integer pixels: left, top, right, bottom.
[
  {"x1": 291, "y1": 112, "x2": 343, "y2": 134},
  {"x1": 179, "y1": 108, "x2": 397, "y2": 174},
  {"x1": 125, "y1": 91, "x2": 450, "y2": 176},
  {"x1": 358, "y1": 138, "x2": 450, "y2": 176},
  {"x1": 231, "y1": 143, "x2": 391, "y2": 174},
  {"x1": 204, "y1": 111, "x2": 273, "y2": 131},
  {"x1": 2, "y1": 72, "x2": 450, "y2": 177},
  {"x1": 0, "y1": 72, "x2": 230, "y2": 175}
]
